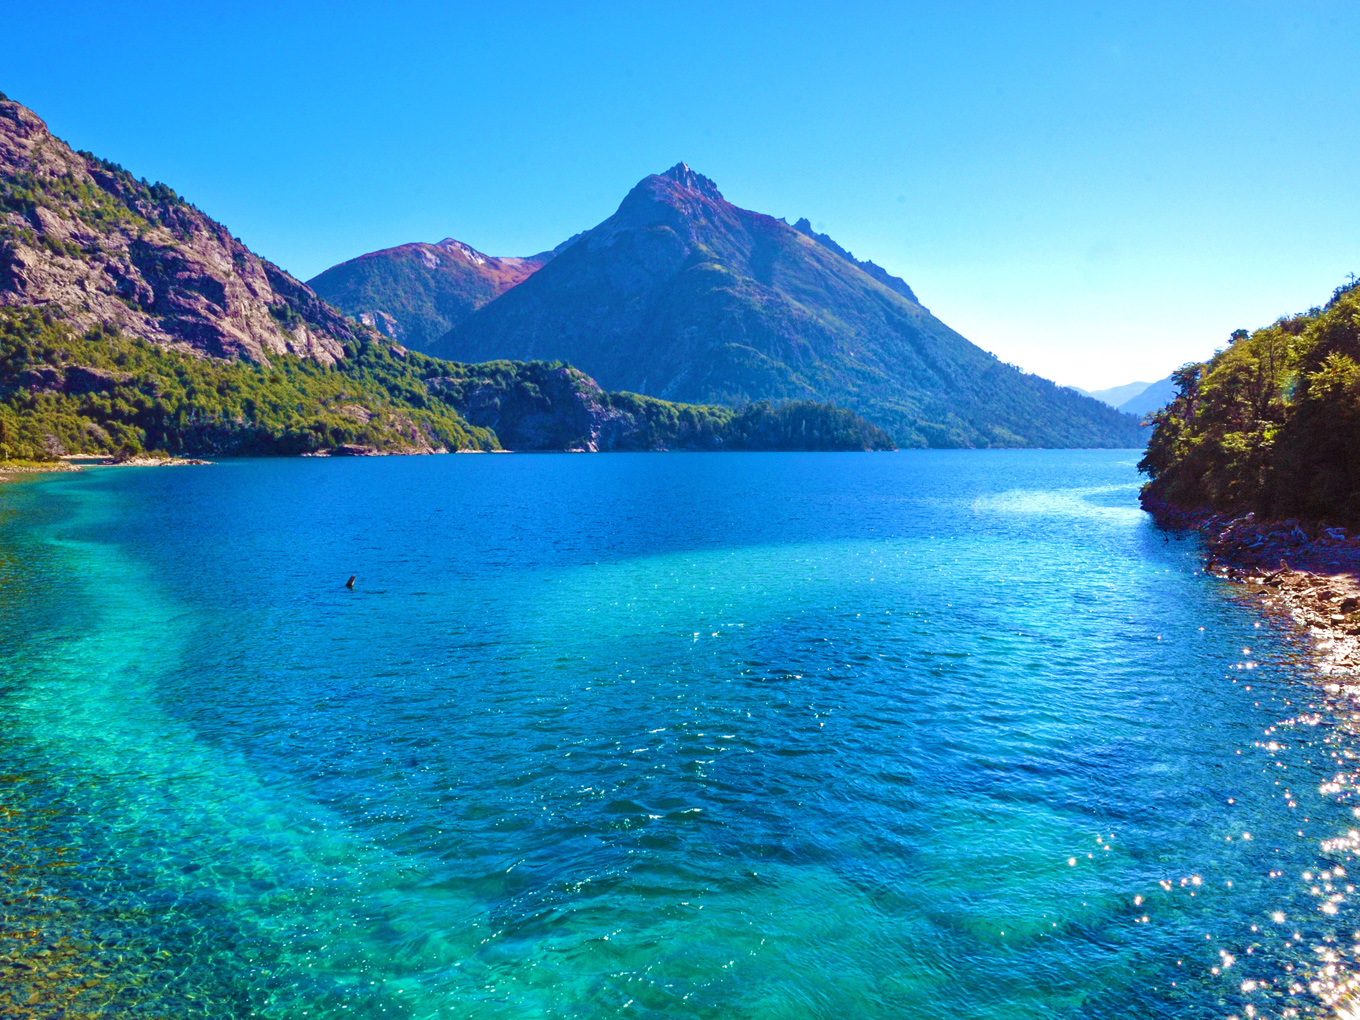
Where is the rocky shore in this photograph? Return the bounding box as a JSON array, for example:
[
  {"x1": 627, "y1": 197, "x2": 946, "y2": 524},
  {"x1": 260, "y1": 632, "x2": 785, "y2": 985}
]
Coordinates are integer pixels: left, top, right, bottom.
[
  {"x1": 1146, "y1": 497, "x2": 1360, "y2": 674},
  {"x1": 88, "y1": 455, "x2": 210, "y2": 467},
  {"x1": 0, "y1": 461, "x2": 78, "y2": 483},
  {"x1": 0, "y1": 456, "x2": 208, "y2": 483}
]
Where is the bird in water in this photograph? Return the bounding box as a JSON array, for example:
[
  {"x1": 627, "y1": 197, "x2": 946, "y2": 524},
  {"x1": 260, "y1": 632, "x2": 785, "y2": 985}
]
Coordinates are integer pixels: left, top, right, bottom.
[{"x1": 345, "y1": 575, "x2": 356, "y2": 589}]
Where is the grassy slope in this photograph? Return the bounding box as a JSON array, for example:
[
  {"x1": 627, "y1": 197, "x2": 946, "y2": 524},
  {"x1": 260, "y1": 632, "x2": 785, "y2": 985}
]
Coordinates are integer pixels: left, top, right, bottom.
[{"x1": 1141, "y1": 280, "x2": 1360, "y2": 523}]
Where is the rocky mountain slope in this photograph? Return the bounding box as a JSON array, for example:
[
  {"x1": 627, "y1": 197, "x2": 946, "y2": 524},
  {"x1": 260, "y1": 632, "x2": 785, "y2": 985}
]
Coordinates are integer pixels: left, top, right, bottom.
[
  {"x1": 790, "y1": 217, "x2": 921, "y2": 306},
  {"x1": 307, "y1": 237, "x2": 548, "y2": 350},
  {"x1": 432, "y1": 163, "x2": 1143, "y2": 448},
  {"x1": 0, "y1": 92, "x2": 360, "y2": 364}
]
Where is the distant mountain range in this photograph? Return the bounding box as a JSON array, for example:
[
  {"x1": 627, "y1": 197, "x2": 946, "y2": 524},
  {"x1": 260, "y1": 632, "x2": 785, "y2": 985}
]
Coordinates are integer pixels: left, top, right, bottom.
[
  {"x1": 1076, "y1": 376, "x2": 1178, "y2": 418},
  {"x1": 400, "y1": 163, "x2": 1141, "y2": 448},
  {"x1": 1117, "y1": 377, "x2": 1178, "y2": 417},
  {"x1": 1078, "y1": 381, "x2": 1152, "y2": 407},
  {"x1": 308, "y1": 214, "x2": 933, "y2": 355}
]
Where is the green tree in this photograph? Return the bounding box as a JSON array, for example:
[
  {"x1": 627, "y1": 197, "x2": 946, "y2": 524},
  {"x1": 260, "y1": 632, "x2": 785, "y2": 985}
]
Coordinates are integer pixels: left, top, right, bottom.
[{"x1": 1142, "y1": 278, "x2": 1360, "y2": 523}]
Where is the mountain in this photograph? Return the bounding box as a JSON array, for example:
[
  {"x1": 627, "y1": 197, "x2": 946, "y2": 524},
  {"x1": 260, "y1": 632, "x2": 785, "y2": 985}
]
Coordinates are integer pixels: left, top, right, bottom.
[
  {"x1": 431, "y1": 163, "x2": 1144, "y2": 449},
  {"x1": 307, "y1": 238, "x2": 549, "y2": 351},
  {"x1": 0, "y1": 94, "x2": 361, "y2": 364},
  {"x1": 1072, "y1": 377, "x2": 1177, "y2": 416},
  {"x1": 1117, "y1": 376, "x2": 1177, "y2": 418},
  {"x1": 1141, "y1": 281, "x2": 1360, "y2": 523},
  {"x1": 790, "y1": 217, "x2": 921, "y2": 306},
  {"x1": 0, "y1": 95, "x2": 891, "y2": 458},
  {"x1": 1077, "y1": 381, "x2": 1151, "y2": 408}
]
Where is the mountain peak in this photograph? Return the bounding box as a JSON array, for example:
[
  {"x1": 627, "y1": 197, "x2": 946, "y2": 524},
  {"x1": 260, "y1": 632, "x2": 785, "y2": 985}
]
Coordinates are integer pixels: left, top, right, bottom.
[
  {"x1": 659, "y1": 162, "x2": 723, "y2": 202},
  {"x1": 308, "y1": 235, "x2": 545, "y2": 350},
  {"x1": 435, "y1": 165, "x2": 1141, "y2": 449},
  {"x1": 434, "y1": 237, "x2": 489, "y2": 266}
]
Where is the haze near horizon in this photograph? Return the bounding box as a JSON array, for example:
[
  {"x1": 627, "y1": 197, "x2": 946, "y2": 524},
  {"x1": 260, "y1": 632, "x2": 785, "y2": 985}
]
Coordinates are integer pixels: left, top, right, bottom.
[{"x1": 6, "y1": 0, "x2": 1358, "y2": 389}]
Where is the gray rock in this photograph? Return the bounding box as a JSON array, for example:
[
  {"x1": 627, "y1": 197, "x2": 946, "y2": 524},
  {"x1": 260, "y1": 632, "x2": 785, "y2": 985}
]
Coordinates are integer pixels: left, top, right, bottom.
[{"x1": 0, "y1": 96, "x2": 360, "y2": 366}]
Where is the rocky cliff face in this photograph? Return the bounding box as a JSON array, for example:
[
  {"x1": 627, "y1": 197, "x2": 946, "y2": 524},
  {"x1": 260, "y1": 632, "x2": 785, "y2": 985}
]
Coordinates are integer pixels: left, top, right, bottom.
[
  {"x1": 307, "y1": 237, "x2": 546, "y2": 351},
  {"x1": 433, "y1": 163, "x2": 1143, "y2": 448},
  {"x1": 0, "y1": 93, "x2": 361, "y2": 364},
  {"x1": 429, "y1": 363, "x2": 671, "y2": 451}
]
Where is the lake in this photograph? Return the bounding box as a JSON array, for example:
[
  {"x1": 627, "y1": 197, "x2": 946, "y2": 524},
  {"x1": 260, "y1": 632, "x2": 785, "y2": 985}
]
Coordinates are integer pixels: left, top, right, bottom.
[{"x1": 1, "y1": 450, "x2": 1356, "y2": 1018}]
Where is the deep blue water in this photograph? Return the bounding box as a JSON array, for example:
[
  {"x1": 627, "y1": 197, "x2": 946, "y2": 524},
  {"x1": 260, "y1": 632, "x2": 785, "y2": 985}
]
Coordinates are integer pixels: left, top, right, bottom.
[{"x1": 2, "y1": 450, "x2": 1359, "y2": 1018}]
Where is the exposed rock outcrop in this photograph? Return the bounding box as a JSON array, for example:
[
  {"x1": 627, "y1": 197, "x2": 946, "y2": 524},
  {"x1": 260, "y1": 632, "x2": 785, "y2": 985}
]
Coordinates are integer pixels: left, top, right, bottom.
[
  {"x1": 0, "y1": 93, "x2": 361, "y2": 364},
  {"x1": 428, "y1": 364, "x2": 704, "y2": 451}
]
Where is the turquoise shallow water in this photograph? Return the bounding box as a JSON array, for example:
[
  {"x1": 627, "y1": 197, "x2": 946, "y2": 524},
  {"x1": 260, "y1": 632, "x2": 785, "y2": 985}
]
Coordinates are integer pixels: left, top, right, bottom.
[{"x1": 2, "y1": 450, "x2": 1360, "y2": 1018}]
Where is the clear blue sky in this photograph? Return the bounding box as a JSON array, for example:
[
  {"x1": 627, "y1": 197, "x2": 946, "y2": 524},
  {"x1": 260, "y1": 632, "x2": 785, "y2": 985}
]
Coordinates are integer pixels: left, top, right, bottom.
[{"x1": 6, "y1": 1, "x2": 1359, "y2": 389}]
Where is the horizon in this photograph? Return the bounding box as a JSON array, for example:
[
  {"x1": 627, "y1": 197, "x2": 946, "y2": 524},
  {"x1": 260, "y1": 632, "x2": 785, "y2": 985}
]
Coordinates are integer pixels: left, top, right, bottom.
[{"x1": 6, "y1": 1, "x2": 1359, "y2": 390}]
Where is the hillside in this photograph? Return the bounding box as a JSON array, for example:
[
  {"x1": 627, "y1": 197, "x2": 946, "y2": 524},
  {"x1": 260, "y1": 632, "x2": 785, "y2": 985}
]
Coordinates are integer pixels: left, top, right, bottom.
[
  {"x1": 0, "y1": 93, "x2": 360, "y2": 364},
  {"x1": 432, "y1": 163, "x2": 1143, "y2": 449},
  {"x1": 0, "y1": 308, "x2": 894, "y2": 458},
  {"x1": 307, "y1": 238, "x2": 547, "y2": 351},
  {"x1": 1141, "y1": 280, "x2": 1360, "y2": 523}
]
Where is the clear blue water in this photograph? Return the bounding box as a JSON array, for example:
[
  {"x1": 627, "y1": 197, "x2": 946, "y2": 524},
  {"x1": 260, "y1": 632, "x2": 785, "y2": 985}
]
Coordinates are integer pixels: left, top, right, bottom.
[{"x1": 2, "y1": 450, "x2": 1359, "y2": 1019}]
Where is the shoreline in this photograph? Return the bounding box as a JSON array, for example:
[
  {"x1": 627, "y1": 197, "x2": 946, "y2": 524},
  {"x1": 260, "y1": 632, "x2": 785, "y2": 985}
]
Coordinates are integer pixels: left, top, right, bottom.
[
  {"x1": 0, "y1": 462, "x2": 80, "y2": 484},
  {"x1": 1145, "y1": 497, "x2": 1360, "y2": 675},
  {"x1": 0, "y1": 456, "x2": 209, "y2": 484}
]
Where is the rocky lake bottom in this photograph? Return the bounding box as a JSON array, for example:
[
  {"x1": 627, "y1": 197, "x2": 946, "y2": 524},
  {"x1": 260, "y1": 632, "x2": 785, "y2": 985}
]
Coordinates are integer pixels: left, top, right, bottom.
[{"x1": 3, "y1": 450, "x2": 1360, "y2": 1019}]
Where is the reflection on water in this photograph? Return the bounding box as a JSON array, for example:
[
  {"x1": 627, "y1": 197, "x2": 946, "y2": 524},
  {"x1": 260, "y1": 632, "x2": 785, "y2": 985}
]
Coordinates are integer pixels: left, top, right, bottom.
[{"x1": 1, "y1": 451, "x2": 1360, "y2": 1018}]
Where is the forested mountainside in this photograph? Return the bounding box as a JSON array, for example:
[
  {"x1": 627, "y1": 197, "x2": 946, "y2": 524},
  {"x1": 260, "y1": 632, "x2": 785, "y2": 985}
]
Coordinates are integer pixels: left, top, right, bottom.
[
  {"x1": 1141, "y1": 279, "x2": 1360, "y2": 523},
  {"x1": 307, "y1": 238, "x2": 547, "y2": 351},
  {"x1": 434, "y1": 163, "x2": 1144, "y2": 449},
  {"x1": 0, "y1": 309, "x2": 893, "y2": 458}
]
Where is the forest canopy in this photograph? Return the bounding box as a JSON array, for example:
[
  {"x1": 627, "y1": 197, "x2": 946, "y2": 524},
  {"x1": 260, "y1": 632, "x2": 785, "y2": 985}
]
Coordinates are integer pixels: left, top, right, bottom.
[
  {"x1": 1140, "y1": 278, "x2": 1360, "y2": 524},
  {"x1": 0, "y1": 308, "x2": 894, "y2": 460}
]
